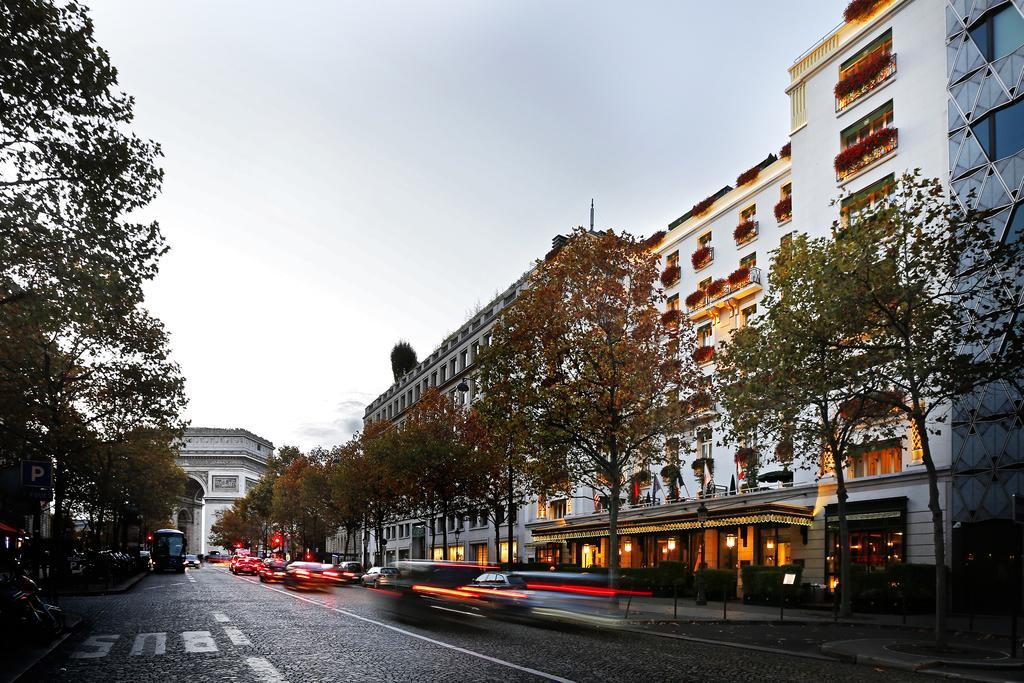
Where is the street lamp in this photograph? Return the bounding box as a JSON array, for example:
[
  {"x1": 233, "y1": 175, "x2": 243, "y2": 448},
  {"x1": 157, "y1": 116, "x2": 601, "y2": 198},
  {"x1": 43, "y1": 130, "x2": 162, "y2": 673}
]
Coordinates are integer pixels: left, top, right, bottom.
[
  {"x1": 456, "y1": 379, "x2": 470, "y2": 394},
  {"x1": 695, "y1": 501, "x2": 708, "y2": 606}
]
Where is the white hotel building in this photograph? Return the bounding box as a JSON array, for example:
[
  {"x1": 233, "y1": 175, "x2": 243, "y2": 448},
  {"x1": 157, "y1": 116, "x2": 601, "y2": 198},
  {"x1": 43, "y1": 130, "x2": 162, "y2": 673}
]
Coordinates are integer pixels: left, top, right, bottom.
[{"x1": 365, "y1": 0, "x2": 1024, "y2": 608}]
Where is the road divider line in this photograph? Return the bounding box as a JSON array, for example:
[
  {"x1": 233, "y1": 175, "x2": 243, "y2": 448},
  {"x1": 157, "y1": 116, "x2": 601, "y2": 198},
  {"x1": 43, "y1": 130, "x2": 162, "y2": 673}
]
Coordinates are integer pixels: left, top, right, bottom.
[
  {"x1": 241, "y1": 577, "x2": 575, "y2": 683},
  {"x1": 245, "y1": 655, "x2": 286, "y2": 682},
  {"x1": 223, "y1": 625, "x2": 252, "y2": 646}
]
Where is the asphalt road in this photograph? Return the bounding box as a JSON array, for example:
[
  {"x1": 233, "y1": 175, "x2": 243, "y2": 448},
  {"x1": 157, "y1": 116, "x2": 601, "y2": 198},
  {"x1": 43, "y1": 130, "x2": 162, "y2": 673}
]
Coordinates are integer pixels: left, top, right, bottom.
[{"x1": 35, "y1": 565, "x2": 930, "y2": 682}]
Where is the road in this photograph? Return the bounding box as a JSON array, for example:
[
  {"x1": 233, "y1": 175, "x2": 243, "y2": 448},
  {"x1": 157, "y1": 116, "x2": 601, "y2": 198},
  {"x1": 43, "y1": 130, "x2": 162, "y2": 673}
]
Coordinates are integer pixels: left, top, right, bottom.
[{"x1": 36, "y1": 566, "x2": 929, "y2": 682}]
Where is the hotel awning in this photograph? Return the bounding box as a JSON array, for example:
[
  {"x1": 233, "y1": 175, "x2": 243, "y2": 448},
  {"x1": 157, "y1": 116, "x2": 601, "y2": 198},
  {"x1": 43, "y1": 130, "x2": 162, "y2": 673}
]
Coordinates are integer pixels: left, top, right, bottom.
[{"x1": 529, "y1": 501, "x2": 814, "y2": 544}]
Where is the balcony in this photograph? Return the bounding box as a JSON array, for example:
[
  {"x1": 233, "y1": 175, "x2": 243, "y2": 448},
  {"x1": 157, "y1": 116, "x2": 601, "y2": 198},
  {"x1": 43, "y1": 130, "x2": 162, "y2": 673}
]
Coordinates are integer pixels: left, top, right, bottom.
[
  {"x1": 835, "y1": 52, "x2": 897, "y2": 113},
  {"x1": 733, "y1": 220, "x2": 758, "y2": 246},
  {"x1": 835, "y1": 127, "x2": 898, "y2": 182},
  {"x1": 686, "y1": 266, "x2": 762, "y2": 320}
]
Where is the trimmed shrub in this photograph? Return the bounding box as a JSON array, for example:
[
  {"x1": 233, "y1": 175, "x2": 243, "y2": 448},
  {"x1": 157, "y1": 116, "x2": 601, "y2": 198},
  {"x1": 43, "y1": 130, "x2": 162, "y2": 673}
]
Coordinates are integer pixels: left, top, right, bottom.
[
  {"x1": 740, "y1": 564, "x2": 803, "y2": 604},
  {"x1": 697, "y1": 568, "x2": 736, "y2": 599}
]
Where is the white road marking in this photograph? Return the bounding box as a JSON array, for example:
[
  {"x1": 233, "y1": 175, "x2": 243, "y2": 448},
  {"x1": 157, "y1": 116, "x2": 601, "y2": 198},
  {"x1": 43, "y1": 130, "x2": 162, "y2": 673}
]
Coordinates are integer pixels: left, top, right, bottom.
[
  {"x1": 245, "y1": 656, "x2": 286, "y2": 682},
  {"x1": 213, "y1": 612, "x2": 230, "y2": 623},
  {"x1": 241, "y1": 577, "x2": 575, "y2": 683},
  {"x1": 71, "y1": 634, "x2": 120, "y2": 659},
  {"x1": 187, "y1": 572, "x2": 196, "y2": 583},
  {"x1": 129, "y1": 632, "x2": 167, "y2": 656},
  {"x1": 223, "y1": 625, "x2": 252, "y2": 646},
  {"x1": 181, "y1": 630, "x2": 218, "y2": 653}
]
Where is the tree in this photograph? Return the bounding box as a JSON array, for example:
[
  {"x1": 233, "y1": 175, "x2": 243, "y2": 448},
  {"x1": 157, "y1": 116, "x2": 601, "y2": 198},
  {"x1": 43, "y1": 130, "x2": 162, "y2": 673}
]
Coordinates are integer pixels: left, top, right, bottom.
[
  {"x1": 716, "y1": 232, "x2": 899, "y2": 617},
  {"x1": 393, "y1": 389, "x2": 483, "y2": 559},
  {"x1": 825, "y1": 172, "x2": 1024, "y2": 646},
  {"x1": 390, "y1": 341, "x2": 417, "y2": 381},
  {"x1": 475, "y1": 228, "x2": 706, "y2": 585}
]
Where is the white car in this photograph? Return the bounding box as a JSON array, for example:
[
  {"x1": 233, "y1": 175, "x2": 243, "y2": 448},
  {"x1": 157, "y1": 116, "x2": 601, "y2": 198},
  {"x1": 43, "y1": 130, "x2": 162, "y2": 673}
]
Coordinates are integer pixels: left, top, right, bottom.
[
  {"x1": 360, "y1": 566, "x2": 398, "y2": 587},
  {"x1": 184, "y1": 554, "x2": 201, "y2": 569}
]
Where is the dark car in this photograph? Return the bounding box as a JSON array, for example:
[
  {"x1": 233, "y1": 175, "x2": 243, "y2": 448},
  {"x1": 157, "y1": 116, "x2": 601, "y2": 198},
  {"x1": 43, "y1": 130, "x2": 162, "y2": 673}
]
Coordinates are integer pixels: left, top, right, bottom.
[
  {"x1": 283, "y1": 562, "x2": 335, "y2": 590},
  {"x1": 332, "y1": 561, "x2": 363, "y2": 584},
  {"x1": 376, "y1": 561, "x2": 500, "y2": 617},
  {"x1": 259, "y1": 558, "x2": 288, "y2": 583}
]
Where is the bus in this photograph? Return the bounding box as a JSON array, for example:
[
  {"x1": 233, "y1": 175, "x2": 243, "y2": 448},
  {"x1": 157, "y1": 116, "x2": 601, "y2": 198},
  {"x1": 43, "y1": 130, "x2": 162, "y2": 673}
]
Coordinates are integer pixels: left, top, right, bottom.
[{"x1": 152, "y1": 529, "x2": 187, "y2": 573}]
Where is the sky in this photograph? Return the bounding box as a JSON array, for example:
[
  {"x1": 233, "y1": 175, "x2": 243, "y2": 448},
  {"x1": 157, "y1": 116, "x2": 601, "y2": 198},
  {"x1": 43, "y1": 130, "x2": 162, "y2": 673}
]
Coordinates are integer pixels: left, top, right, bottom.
[{"x1": 87, "y1": 0, "x2": 846, "y2": 451}]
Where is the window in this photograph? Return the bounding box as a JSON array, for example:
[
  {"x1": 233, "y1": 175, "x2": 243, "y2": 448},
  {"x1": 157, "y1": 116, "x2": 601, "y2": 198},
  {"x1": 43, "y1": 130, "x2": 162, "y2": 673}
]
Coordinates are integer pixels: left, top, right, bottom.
[
  {"x1": 667, "y1": 294, "x2": 680, "y2": 311},
  {"x1": 698, "y1": 428, "x2": 713, "y2": 460},
  {"x1": 550, "y1": 499, "x2": 568, "y2": 520},
  {"x1": 973, "y1": 99, "x2": 1024, "y2": 161},
  {"x1": 1008, "y1": 202, "x2": 1024, "y2": 243},
  {"x1": 969, "y1": 5, "x2": 1024, "y2": 62},
  {"x1": 840, "y1": 29, "x2": 892, "y2": 72},
  {"x1": 698, "y1": 277, "x2": 712, "y2": 290},
  {"x1": 483, "y1": 333, "x2": 492, "y2": 346},
  {"x1": 698, "y1": 232, "x2": 712, "y2": 247},
  {"x1": 536, "y1": 497, "x2": 548, "y2": 519},
  {"x1": 460, "y1": 350, "x2": 468, "y2": 370},
  {"x1": 449, "y1": 358, "x2": 456, "y2": 377},
  {"x1": 849, "y1": 440, "x2": 903, "y2": 479},
  {"x1": 666, "y1": 251, "x2": 679, "y2": 269},
  {"x1": 471, "y1": 341, "x2": 479, "y2": 362},
  {"x1": 841, "y1": 100, "x2": 893, "y2": 149},
  {"x1": 781, "y1": 183, "x2": 792, "y2": 201},
  {"x1": 740, "y1": 252, "x2": 757, "y2": 269},
  {"x1": 440, "y1": 366, "x2": 447, "y2": 383},
  {"x1": 841, "y1": 173, "x2": 895, "y2": 223},
  {"x1": 414, "y1": 385, "x2": 420, "y2": 401},
  {"x1": 740, "y1": 304, "x2": 757, "y2": 327},
  {"x1": 740, "y1": 204, "x2": 756, "y2": 222},
  {"x1": 697, "y1": 323, "x2": 713, "y2": 348},
  {"x1": 400, "y1": 396, "x2": 406, "y2": 410}
]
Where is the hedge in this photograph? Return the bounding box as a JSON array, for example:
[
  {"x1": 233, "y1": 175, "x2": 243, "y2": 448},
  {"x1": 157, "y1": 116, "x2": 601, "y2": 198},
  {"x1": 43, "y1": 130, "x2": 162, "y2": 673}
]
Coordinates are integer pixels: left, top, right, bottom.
[
  {"x1": 740, "y1": 564, "x2": 803, "y2": 605},
  {"x1": 696, "y1": 568, "x2": 736, "y2": 599},
  {"x1": 849, "y1": 563, "x2": 935, "y2": 613}
]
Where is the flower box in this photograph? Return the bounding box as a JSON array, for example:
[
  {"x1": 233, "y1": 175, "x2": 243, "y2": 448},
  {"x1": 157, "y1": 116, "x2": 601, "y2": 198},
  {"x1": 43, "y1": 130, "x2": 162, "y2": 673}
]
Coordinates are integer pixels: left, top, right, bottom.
[
  {"x1": 687, "y1": 391, "x2": 713, "y2": 413},
  {"x1": 660, "y1": 264, "x2": 681, "y2": 287},
  {"x1": 661, "y1": 309, "x2": 682, "y2": 327},
  {"x1": 835, "y1": 52, "x2": 896, "y2": 111},
  {"x1": 685, "y1": 290, "x2": 706, "y2": 309},
  {"x1": 691, "y1": 245, "x2": 713, "y2": 269},
  {"x1": 693, "y1": 345, "x2": 714, "y2": 364},
  {"x1": 643, "y1": 230, "x2": 666, "y2": 249},
  {"x1": 844, "y1": 0, "x2": 884, "y2": 23},
  {"x1": 691, "y1": 195, "x2": 716, "y2": 217},
  {"x1": 691, "y1": 456, "x2": 714, "y2": 474},
  {"x1": 733, "y1": 219, "x2": 758, "y2": 245},
  {"x1": 705, "y1": 278, "x2": 727, "y2": 298},
  {"x1": 735, "y1": 164, "x2": 761, "y2": 187},
  {"x1": 727, "y1": 266, "x2": 751, "y2": 288},
  {"x1": 774, "y1": 195, "x2": 792, "y2": 223},
  {"x1": 780, "y1": 142, "x2": 791, "y2": 158},
  {"x1": 834, "y1": 127, "x2": 898, "y2": 180},
  {"x1": 734, "y1": 447, "x2": 756, "y2": 465}
]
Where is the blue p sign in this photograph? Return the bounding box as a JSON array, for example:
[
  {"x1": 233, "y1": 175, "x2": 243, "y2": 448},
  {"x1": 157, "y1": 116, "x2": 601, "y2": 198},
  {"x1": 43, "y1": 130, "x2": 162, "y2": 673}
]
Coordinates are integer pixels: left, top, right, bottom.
[{"x1": 21, "y1": 460, "x2": 52, "y2": 488}]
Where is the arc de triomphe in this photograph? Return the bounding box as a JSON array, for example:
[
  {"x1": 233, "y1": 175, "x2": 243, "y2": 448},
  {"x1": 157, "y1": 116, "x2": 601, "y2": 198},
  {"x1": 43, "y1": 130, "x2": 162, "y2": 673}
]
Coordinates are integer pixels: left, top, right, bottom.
[{"x1": 174, "y1": 427, "x2": 273, "y2": 555}]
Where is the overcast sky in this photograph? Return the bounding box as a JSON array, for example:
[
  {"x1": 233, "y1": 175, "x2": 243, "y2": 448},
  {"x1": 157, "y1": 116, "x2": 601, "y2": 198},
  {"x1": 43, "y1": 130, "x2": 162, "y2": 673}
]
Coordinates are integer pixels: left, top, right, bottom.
[{"x1": 88, "y1": 1, "x2": 845, "y2": 451}]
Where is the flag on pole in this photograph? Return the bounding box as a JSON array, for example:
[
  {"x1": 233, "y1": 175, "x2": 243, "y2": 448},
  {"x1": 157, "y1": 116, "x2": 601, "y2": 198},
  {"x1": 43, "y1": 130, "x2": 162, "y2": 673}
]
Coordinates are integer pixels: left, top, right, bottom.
[{"x1": 651, "y1": 475, "x2": 662, "y2": 502}]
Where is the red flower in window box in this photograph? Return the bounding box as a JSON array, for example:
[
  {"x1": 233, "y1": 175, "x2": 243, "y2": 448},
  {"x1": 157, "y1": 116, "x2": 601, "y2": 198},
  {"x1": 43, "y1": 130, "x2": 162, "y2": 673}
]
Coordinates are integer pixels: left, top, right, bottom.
[
  {"x1": 734, "y1": 447, "x2": 756, "y2": 465},
  {"x1": 643, "y1": 230, "x2": 666, "y2": 249},
  {"x1": 834, "y1": 50, "x2": 894, "y2": 99},
  {"x1": 685, "y1": 290, "x2": 705, "y2": 309},
  {"x1": 844, "y1": 0, "x2": 884, "y2": 23},
  {"x1": 733, "y1": 219, "x2": 757, "y2": 244},
  {"x1": 693, "y1": 345, "x2": 714, "y2": 364},
  {"x1": 661, "y1": 309, "x2": 682, "y2": 327},
  {"x1": 660, "y1": 264, "x2": 681, "y2": 287},
  {"x1": 774, "y1": 195, "x2": 792, "y2": 222},
  {"x1": 780, "y1": 142, "x2": 791, "y2": 158},
  {"x1": 834, "y1": 127, "x2": 898, "y2": 177},
  {"x1": 839, "y1": 390, "x2": 904, "y2": 420},
  {"x1": 735, "y1": 164, "x2": 761, "y2": 187},
  {"x1": 691, "y1": 195, "x2": 716, "y2": 217},
  {"x1": 728, "y1": 266, "x2": 751, "y2": 288},
  {"x1": 705, "y1": 278, "x2": 727, "y2": 298},
  {"x1": 691, "y1": 245, "x2": 713, "y2": 269}
]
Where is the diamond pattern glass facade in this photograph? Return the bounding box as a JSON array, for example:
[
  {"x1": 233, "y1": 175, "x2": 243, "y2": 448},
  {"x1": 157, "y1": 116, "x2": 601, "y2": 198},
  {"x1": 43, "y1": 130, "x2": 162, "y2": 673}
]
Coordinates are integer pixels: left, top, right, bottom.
[{"x1": 946, "y1": 0, "x2": 1024, "y2": 523}]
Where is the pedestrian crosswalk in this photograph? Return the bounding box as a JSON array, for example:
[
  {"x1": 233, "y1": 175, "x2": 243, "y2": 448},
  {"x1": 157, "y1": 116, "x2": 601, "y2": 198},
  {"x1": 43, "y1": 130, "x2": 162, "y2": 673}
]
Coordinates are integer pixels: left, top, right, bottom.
[{"x1": 70, "y1": 612, "x2": 255, "y2": 660}]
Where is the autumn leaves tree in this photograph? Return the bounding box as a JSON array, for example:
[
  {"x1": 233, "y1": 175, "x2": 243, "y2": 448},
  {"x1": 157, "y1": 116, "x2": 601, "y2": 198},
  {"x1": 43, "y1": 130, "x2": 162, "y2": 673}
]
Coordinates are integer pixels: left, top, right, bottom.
[{"x1": 477, "y1": 228, "x2": 706, "y2": 584}]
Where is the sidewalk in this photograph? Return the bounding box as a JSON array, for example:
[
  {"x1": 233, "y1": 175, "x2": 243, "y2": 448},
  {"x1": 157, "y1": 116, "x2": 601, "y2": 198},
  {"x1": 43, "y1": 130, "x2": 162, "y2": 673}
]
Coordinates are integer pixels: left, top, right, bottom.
[
  {"x1": 52, "y1": 569, "x2": 149, "y2": 596},
  {"x1": 0, "y1": 612, "x2": 85, "y2": 683},
  {"x1": 619, "y1": 595, "x2": 1021, "y2": 637}
]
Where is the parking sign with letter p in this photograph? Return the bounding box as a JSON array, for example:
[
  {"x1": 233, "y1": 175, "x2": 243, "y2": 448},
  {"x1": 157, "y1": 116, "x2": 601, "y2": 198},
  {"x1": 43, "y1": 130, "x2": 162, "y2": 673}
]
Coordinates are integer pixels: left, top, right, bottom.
[{"x1": 21, "y1": 459, "x2": 52, "y2": 488}]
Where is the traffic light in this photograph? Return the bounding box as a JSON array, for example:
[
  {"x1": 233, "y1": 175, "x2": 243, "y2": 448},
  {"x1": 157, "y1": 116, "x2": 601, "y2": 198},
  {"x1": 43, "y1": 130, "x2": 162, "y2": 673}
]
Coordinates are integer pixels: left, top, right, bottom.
[
  {"x1": 272, "y1": 536, "x2": 282, "y2": 546},
  {"x1": 146, "y1": 533, "x2": 153, "y2": 541}
]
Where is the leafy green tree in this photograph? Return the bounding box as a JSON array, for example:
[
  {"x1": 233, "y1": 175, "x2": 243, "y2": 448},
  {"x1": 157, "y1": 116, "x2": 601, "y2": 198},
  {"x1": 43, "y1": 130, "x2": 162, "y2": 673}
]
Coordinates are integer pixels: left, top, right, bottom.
[
  {"x1": 475, "y1": 228, "x2": 706, "y2": 585},
  {"x1": 825, "y1": 172, "x2": 1024, "y2": 645},
  {"x1": 390, "y1": 341, "x2": 417, "y2": 381}
]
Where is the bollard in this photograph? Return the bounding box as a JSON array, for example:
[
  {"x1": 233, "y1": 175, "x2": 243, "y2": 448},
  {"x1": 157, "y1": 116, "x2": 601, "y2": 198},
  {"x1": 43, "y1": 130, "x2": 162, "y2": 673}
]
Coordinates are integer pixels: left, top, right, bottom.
[
  {"x1": 673, "y1": 582, "x2": 678, "y2": 619},
  {"x1": 780, "y1": 583, "x2": 785, "y2": 622},
  {"x1": 723, "y1": 587, "x2": 728, "y2": 621},
  {"x1": 624, "y1": 590, "x2": 632, "y2": 620}
]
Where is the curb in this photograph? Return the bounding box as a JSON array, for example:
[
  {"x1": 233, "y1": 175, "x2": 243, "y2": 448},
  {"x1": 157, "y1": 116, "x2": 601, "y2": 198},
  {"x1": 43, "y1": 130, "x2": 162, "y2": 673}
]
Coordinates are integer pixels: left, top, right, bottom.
[
  {"x1": 819, "y1": 642, "x2": 1024, "y2": 674},
  {"x1": 56, "y1": 570, "x2": 149, "y2": 596},
  {"x1": 5, "y1": 613, "x2": 86, "y2": 683}
]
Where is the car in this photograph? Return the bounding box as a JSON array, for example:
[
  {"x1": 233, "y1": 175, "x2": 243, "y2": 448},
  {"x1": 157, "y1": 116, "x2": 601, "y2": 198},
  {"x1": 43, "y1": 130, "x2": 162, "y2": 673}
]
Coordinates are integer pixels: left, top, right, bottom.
[
  {"x1": 331, "y1": 561, "x2": 363, "y2": 584},
  {"x1": 259, "y1": 558, "x2": 289, "y2": 583},
  {"x1": 360, "y1": 566, "x2": 399, "y2": 587},
  {"x1": 375, "y1": 561, "x2": 501, "y2": 618},
  {"x1": 231, "y1": 556, "x2": 260, "y2": 576},
  {"x1": 283, "y1": 561, "x2": 335, "y2": 590},
  {"x1": 184, "y1": 554, "x2": 201, "y2": 569},
  {"x1": 137, "y1": 550, "x2": 152, "y2": 572}
]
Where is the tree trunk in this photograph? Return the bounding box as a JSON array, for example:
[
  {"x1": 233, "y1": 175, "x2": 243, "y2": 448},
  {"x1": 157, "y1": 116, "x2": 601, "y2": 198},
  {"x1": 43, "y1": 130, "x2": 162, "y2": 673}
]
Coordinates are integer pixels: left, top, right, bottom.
[
  {"x1": 608, "y1": 478, "x2": 620, "y2": 590},
  {"x1": 441, "y1": 503, "x2": 449, "y2": 560},
  {"x1": 507, "y1": 464, "x2": 515, "y2": 568},
  {"x1": 915, "y1": 412, "x2": 947, "y2": 648},
  {"x1": 493, "y1": 504, "x2": 502, "y2": 566},
  {"x1": 834, "y1": 464, "x2": 853, "y2": 618}
]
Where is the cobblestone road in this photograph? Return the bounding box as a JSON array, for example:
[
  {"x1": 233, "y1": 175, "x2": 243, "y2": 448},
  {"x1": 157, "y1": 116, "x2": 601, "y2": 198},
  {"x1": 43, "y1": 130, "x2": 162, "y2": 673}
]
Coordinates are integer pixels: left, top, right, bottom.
[{"x1": 36, "y1": 566, "x2": 932, "y2": 682}]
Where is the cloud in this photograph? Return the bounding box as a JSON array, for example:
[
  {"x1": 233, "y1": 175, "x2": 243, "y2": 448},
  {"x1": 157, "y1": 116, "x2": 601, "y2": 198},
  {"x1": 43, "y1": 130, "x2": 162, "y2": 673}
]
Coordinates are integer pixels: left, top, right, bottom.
[{"x1": 294, "y1": 392, "x2": 372, "y2": 447}]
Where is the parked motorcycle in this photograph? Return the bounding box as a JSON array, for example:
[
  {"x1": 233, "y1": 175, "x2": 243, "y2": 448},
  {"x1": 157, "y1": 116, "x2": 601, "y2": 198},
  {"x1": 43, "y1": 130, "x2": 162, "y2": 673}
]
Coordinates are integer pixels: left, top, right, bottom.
[{"x1": 0, "y1": 562, "x2": 64, "y2": 646}]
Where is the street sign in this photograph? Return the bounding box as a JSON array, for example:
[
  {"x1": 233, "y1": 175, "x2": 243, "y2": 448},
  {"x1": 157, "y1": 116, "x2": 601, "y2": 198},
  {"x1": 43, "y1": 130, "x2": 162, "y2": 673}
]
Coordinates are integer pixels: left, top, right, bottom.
[
  {"x1": 1013, "y1": 494, "x2": 1024, "y2": 525},
  {"x1": 24, "y1": 488, "x2": 53, "y2": 502},
  {"x1": 21, "y1": 460, "x2": 51, "y2": 488},
  {"x1": 783, "y1": 572, "x2": 797, "y2": 585}
]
